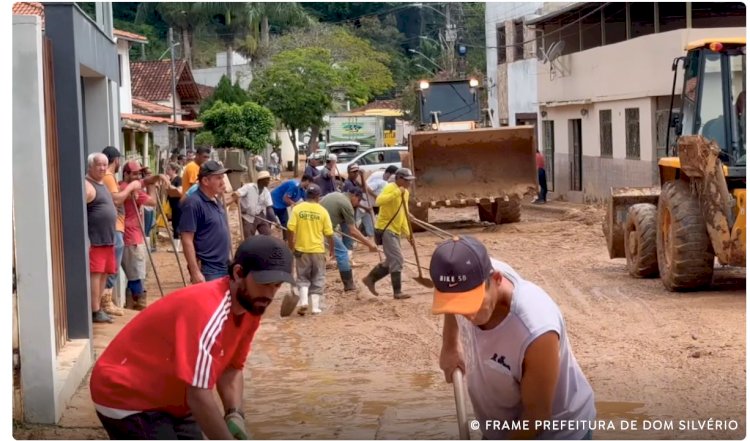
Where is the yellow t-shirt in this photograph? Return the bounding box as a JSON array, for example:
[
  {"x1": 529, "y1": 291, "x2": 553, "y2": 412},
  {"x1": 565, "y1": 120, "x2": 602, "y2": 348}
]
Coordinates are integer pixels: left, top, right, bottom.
[
  {"x1": 182, "y1": 161, "x2": 200, "y2": 193},
  {"x1": 375, "y1": 182, "x2": 410, "y2": 236},
  {"x1": 102, "y1": 172, "x2": 125, "y2": 232},
  {"x1": 288, "y1": 201, "x2": 333, "y2": 254}
]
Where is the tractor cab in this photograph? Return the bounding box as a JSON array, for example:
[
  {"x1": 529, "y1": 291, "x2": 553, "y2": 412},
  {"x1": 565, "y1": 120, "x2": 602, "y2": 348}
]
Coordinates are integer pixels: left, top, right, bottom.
[{"x1": 672, "y1": 38, "x2": 746, "y2": 173}]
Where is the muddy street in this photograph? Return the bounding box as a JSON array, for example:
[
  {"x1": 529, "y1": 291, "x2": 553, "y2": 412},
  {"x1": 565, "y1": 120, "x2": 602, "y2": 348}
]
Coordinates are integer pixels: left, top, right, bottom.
[{"x1": 14, "y1": 202, "x2": 745, "y2": 440}]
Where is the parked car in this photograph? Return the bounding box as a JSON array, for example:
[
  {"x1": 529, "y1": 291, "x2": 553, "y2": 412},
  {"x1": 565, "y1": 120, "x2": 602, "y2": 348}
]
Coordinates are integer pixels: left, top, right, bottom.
[
  {"x1": 318, "y1": 146, "x2": 407, "y2": 178},
  {"x1": 326, "y1": 141, "x2": 365, "y2": 163}
]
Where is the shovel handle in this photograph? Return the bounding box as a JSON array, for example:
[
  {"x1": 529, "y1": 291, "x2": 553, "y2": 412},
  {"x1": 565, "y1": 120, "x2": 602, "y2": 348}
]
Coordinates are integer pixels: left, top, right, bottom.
[{"x1": 452, "y1": 369, "x2": 470, "y2": 440}]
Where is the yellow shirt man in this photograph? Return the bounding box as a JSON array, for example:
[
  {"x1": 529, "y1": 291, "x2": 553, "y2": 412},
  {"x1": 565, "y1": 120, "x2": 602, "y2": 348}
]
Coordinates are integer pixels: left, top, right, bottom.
[
  {"x1": 181, "y1": 161, "x2": 200, "y2": 193},
  {"x1": 375, "y1": 182, "x2": 410, "y2": 236},
  {"x1": 288, "y1": 201, "x2": 333, "y2": 254}
]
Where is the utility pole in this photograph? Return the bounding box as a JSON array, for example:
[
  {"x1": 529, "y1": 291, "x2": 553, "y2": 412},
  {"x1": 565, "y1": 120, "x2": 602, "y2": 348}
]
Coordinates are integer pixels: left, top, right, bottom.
[
  {"x1": 444, "y1": 4, "x2": 457, "y2": 77},
  {"x1": 169, "y1": 27, "x2": 178, "y2": 156}
]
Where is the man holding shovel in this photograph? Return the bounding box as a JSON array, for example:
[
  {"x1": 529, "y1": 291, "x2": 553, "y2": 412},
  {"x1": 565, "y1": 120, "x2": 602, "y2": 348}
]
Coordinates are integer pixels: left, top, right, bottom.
[
  {"x1": 90, "y1": 235, "x2": 294, "y2": 440},
  {"x1": 361, "y1": 168, "x2": 416, "y2": 300},
  {"x1": 430, "y1": 236, "x2": 596, "y2": 440},
  {"x1": 232, "y1": 170, "x2": 277, "y2": 238},
  {"x1": 321, "y1": 187, "x2": 378, "y2": 293}
]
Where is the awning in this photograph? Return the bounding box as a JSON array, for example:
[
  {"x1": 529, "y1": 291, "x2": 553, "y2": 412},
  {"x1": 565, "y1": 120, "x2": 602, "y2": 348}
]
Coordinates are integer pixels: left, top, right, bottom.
[{"x1": 526, "y1": 2, "x2": 586, "y2": 25}]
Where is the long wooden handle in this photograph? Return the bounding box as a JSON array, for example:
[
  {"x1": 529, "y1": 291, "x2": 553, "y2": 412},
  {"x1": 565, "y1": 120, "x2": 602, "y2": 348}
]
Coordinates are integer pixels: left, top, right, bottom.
[
  {"x1": 452, "y1": 369, "x2": 470, "y2": 440},
  {"x1": 403, "y1": 192, "x2": 426, "y2": 280}
]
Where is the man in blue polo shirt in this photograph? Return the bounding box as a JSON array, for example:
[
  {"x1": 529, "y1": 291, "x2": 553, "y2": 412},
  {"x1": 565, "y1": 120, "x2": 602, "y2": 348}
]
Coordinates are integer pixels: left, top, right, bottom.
[
  {"x1": 180, "y1": 161, "x2": 231, "y2": 284},
  {"x1": 271, "y1": 174, "x2": 312, "y2": 238}
]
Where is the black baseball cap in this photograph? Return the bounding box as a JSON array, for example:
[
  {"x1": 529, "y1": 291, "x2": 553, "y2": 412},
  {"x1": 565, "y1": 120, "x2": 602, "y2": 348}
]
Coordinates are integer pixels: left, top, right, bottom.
[
  {"x1": 102, "y1": 146, "x2": 121, "y2": 164},
  {"x1": 429, "y1": 236, "x2": 493, "y2": 315},
  {"x1": 384, "y1": 165, "x2": 399, "y2": 175},
  {"x1": 232, "y1": 236, "x2": 294, "y2": 285},
  {"x1": 346, "y1": 187, "x2": 363, "y2": 198},
  {"x1": 198, "y1": 160, "x2": 228, "y2": 179}
]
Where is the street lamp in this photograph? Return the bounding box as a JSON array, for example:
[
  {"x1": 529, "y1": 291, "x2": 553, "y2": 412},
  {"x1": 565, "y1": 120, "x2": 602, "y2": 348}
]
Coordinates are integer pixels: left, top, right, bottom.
[
  {"x1": 415, "y1": 63, "x2": 434, "y2": 75},
  {"x1": 408, "y1": 48, "x2": 444, "y2": 71},
  {"x1": 469, "y1": 78, "x2": 479, "y2": 88},
  {"x1": 158, "y1": 42, "x2": 180, "y2": 61},
  {"x1": 411, "y1": 3, "x2": 447, "y2": 18},
  {"x1": 419, "y1": 80, "x2": 430, "y2": 90}
]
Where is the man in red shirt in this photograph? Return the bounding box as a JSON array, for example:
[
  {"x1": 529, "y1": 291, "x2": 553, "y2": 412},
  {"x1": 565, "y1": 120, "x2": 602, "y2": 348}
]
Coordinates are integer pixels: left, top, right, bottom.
[
  {"x1": 119, "y1": 161, "x2": 157, "y2": 310},
  {"x1": 90, "y1": 235, "x2": 294, "y2": 440},
  {"x1": 535, "y1": 149, "x2": 548, "y2": 204}
]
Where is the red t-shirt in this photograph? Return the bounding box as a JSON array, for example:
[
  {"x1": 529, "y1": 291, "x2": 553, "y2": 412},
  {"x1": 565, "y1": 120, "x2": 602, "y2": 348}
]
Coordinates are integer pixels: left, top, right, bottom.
[
  {"x1": 536, "y1": 152, "x2": 546, "y2": 170},
  {"x1": 90, "y1": 278, "x2": 260, "y2": 417},
  {"x1": 119, "y1": 181, "x2": 151, "y2": 246}
]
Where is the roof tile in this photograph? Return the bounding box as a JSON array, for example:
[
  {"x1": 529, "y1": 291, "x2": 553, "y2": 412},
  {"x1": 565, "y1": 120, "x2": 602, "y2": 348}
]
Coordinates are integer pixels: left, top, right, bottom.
[{"x1": 130, "y1": 60, "x2": 202, "y2": 104}]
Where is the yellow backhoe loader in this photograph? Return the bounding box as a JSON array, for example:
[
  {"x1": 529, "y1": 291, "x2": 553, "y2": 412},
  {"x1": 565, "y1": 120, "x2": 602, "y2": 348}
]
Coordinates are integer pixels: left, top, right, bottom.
[{"x1": 604, "y1": 38, "x2": 746, "y2": 291}]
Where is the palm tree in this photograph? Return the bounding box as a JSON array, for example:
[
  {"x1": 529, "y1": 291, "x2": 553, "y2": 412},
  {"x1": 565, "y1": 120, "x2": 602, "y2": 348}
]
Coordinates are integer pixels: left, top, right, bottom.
[
  {"x1": 136, "y1": 3, "x2": 208, "y2": 68},
  {"x1": 201, "y1": 2, "x2": 257, "y2": 81}
]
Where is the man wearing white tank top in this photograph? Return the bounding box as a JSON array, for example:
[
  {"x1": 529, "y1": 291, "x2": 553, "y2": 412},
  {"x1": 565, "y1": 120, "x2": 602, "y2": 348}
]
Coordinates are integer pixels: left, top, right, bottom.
[{"x1": 430, "y1": 236, "x2": 596, "y2": 440}]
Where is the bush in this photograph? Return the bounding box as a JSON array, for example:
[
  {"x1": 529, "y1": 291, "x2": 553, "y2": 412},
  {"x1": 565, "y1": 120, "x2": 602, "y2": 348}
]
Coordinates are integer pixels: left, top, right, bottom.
[{"x1": 199, "y1": 101, "x2": 275, "y2": 154}]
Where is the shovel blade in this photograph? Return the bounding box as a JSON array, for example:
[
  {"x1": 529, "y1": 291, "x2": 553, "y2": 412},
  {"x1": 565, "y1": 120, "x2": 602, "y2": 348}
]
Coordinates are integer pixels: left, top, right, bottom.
[
  {"x1": 413, "y1": 277, "x2": 435, "y2": 289},
  {"x1": 279, "y1": 290, "x2": 300, "y2": 317}
]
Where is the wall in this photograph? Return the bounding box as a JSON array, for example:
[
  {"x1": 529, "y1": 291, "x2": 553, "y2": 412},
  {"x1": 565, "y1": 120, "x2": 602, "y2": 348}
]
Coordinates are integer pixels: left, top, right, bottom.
[
  {"x1": 485, "y1": 2, "x2": 542, "y2": 127},
  {"x1": 192, "y1": 65, "x2": 253, "y2": 90},
  {"x1": 116, "y1": 39, "x2": 131, "y2": 113},
  {"x1": 507, "y1": 59, "x2": 539, "y2": 121},
  {"x1": 543, "y1": 97, "x2": 657, "y2": 201},
  {"x1": 538, "y1": 27, "x2": 746, "y2": 104}
]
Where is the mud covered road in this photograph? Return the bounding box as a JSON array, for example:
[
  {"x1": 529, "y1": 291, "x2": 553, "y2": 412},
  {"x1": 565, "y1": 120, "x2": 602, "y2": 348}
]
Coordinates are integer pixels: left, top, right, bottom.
[{"x1": 15, "y1": 202, "x2": 745, "y2": 440}]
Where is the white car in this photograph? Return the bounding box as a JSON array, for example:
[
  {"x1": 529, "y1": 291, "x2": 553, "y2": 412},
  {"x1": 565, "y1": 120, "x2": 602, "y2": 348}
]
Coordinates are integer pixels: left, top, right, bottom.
[{"x1": 318, "y1": 146, "x2": 407, "y2": 178}]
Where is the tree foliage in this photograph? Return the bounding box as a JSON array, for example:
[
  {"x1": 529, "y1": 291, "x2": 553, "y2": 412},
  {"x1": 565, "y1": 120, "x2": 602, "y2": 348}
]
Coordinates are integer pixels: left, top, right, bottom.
[
  {"x1": 249, "y1": 47, "x2": 340, "y2": 173},
  {"x1": 194, "y1": 131, "x2": 215, "y2": 147},
  {"x1": 271, "y1": 25, "x2": 394, "y2": 107},
  {"x1": 199, "y1": 76, "x2": 249, "y2": 113},
  {"x1": 199, "y1": 101, "x2": 275, "y2": 153}
]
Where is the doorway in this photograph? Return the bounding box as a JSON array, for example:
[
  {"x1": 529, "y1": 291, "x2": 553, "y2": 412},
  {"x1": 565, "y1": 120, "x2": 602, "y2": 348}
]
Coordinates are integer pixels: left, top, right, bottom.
[{"x1": 568, "y1": 119, "x2": 582, "y2": 191}]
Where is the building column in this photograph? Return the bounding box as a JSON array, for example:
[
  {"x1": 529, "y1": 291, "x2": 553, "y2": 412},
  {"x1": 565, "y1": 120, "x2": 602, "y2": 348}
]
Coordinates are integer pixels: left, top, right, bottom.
[
  {"x1": 143, "y1": 130, "x2": 150, "y2": 169},
  {"x1": 44, "y1": 4, "x2": 92, "y2": 341},
  {"x1": 129, "y1": 128, "x2": 136, "y2": 157},
  {"x1": 13, "y1": 14, "x2": 59, "y2": 424}
]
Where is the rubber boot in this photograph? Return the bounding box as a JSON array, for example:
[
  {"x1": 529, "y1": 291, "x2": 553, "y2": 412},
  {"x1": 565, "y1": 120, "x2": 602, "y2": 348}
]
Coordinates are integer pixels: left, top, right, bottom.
[
  {"x1": 340, "y1": 270, "x2": 357, "y2": 292},
  {"x1": 362, "y1": 265, "x2": 389, "y2": 296},
  {"x1": 125, "y1": 288, "x2": 135, "y2": 310},
  {"x1": 391, "y1": 272, "x2": 411, "y2": 300},
  {"x1": 172, "y1": 238, "x2": 182, "y2": 253},
  {"x1": 310, "y1": 294, "x2": 322, "y2": 315},
  {"x1": 101, "y1": 288, "x2": 124, "y2": 316},
  {"x1": 133, "y1": 292, "x2": 148, "y2": 311},
  {"x1": 297, "y1": 286, "x2": 309, "y2": 316}
]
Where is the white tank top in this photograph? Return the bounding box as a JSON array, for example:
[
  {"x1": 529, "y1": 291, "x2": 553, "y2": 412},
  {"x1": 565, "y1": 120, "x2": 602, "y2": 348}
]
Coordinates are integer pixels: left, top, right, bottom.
[{"x1": 457, "y1": 258, "x2": 596, "y2": 439}]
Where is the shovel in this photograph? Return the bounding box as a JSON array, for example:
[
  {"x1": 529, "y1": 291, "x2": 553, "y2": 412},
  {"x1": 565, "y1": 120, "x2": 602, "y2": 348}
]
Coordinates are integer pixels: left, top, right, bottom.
[
  {"x1": 403, "y1": 193, "x2": 434, "y2": 289},
  {"x1": 452, "y1": 369, "x2": 470, "y2": 440}
]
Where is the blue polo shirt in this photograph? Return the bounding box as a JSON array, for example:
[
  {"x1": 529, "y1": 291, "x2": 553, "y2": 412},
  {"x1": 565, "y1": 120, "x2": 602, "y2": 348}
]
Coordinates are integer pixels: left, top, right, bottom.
[
  {"x1": 179, "y1": 189, "x2": 231, "y2": 277},
  {"x1": 271, "y1": 180, "x2": 306, "y2": 210}
]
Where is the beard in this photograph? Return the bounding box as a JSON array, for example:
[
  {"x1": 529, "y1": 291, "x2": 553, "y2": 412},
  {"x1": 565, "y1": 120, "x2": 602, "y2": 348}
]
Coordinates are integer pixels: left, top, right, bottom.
[{"x1": 236, "y1": 286, "x2": 272, "y2": 316}]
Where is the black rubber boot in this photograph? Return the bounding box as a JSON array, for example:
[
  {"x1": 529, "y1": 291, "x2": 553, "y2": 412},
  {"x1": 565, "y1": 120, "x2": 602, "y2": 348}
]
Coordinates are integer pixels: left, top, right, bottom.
[
  {"x1": 362, "y1": 265, "x2": 389, "y2": 296},
  {"x1": 391, "y1": 272, "x2": 411, "y2": 300},
  {"x1": 340, "y1": 270, "x2": 357, "y2": 292}
]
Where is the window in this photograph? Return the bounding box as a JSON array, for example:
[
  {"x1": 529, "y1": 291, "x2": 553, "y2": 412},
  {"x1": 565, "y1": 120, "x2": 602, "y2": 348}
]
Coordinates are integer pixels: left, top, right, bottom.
[
  {"x1": 658, "y1": 2, "x2": 686, "y2": 32},
  {"x1": 118, "y1": 54, "x2": 123, "y2": 84},
  {"x1": 599, "y1": 110, "x2": 613, "y2": 157},
  {"x1": 543, "y1": 121, "x2": 555, "y2": 191},
  {"x1": 384, "y1": 150, "x2": 402, "y2": 163},
  {"x1": 625, "y1": 108, "x2": 641, "y2": 159},
  {"x1": 496, "y1": 26, "x2": 507, "y2": 64},
  {"x1": 359, "y1": 151, "x2": 386, "y2": 166},
  {"x1": 514, "y1": 21, "x2": 524, "y2": 61},
  {"x1": 581, "y1": 6, "x2": 603, "y2": 50},
  {"x1": 630, "y1": 2, "x2": 655, "y2": 38},
  {"x1": 604, "y1": 3, "x2": 627, "y2": 45},
  {"x1": 692, "y1": 2, "x2": 746, "y2": 28}
]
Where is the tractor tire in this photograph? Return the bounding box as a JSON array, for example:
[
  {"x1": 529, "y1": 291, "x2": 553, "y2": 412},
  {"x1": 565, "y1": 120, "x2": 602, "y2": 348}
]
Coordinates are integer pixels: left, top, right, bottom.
[
  {"x1": 495, "y1": 196, "x2": 522, "y2": 224},
  {"x1": 409, "y1": 203, "x2": 428, "y2": 233},
  {"x1": 656, "y1": 180, "x2": 715, "y2": 291},
  {"x1": 478, "y1": 203, "x2": 495, "y2": 223},
  {"x1": 624, "y1": 203, "x2": 659, "y2": 278}
]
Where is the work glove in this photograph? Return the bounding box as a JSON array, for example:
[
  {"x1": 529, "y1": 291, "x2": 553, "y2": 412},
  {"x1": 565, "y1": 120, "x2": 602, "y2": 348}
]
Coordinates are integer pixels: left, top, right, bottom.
[{"x1": 225, "y1": 411, "x2": 249, "y2": 440}]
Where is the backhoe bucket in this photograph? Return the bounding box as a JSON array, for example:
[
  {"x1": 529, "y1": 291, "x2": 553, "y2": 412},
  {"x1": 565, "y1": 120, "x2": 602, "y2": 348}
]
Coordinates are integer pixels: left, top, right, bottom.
[
  {"x1": 604, "y1": 187, "x2": 660, "y2": 258},
  {"x1": 407, "y1": 127, "x2": 538, "y2": 203}
]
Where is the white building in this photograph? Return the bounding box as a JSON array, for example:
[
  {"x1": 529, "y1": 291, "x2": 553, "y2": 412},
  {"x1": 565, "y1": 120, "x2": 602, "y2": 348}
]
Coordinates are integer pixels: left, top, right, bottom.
[
  {"x1": 192, "y1": 51, "x2": 253, "y2": 89},
  {"x1": 485, "y1": 2, "x2": 545, "y2": 129},
  {"x1": 528, "y1": 2, "x2": 745, "y2": 202}
]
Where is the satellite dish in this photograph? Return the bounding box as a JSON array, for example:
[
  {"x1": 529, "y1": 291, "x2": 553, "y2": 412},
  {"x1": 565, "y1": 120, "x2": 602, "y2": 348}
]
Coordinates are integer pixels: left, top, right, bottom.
[{"x1": 546, "y1": 41, "x2": 565, "y2": 63}]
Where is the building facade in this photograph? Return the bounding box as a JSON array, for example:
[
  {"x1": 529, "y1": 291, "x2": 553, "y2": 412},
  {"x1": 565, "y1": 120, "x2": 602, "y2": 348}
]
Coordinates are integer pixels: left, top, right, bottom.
[{"x1": 529, "y1": 2, "x2": 745, "y2": 202}]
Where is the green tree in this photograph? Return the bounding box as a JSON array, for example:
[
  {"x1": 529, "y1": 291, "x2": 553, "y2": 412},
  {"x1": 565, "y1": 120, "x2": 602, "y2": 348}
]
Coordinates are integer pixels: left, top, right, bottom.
[
  {"x1": 200, "y1": 101, "x2": 275, "y2": 153},
  {"x1": 201, "y1": 2, "x2": 256, "y2": 80},
  {"x1": 235, "y1": 3, "x2": 314, "y2": 68},
  {"x1": 135, "y1": 3, "x2": 209, "y2": 68},
  {"x1": 250, "y1": 47, "x2": 339, "y2": 175},
  {"x1": 199, "y1": 75, "x2": 249, "y2": 113},
  {"x1": 194, "y1": 131, "x2": 215, "y2": 147}
]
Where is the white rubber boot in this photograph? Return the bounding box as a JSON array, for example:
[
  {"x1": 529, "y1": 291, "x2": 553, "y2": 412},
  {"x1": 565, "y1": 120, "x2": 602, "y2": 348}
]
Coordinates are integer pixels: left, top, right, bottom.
[
  {"x1": 172, "y1": 238, "x2": 182, "y2": 253},
  {"x1": 311, "y1": 294, "x2": 322, "y2": 315},
  {"x1": 297, "y1": 286, "x2": 309, "y2": 316}
]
